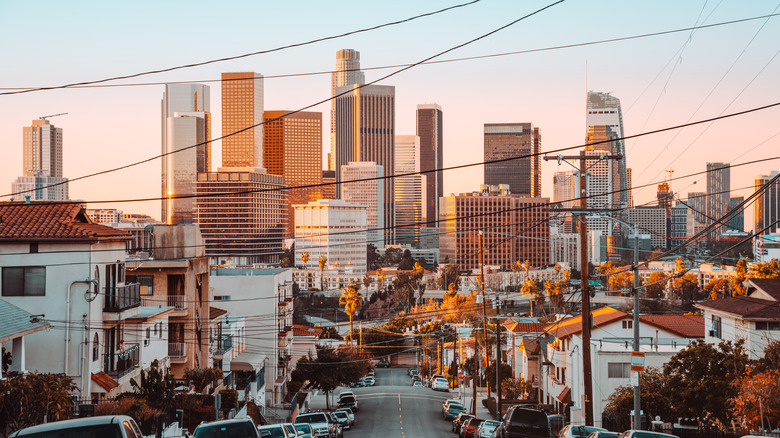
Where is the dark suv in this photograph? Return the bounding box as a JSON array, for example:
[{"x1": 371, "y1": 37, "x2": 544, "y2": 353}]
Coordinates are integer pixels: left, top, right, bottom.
[{"x1": 496, "y1": 406, "x2": 550, "y2": 438}]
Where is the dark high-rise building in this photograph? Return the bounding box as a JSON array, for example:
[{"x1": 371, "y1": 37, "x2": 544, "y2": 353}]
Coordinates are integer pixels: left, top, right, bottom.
[
  {"x1": 416, "y1": 104, "x2": 443, "y2": 224},
  {"x1": 334, "y1": 84, "x2": 395, "y2": 244},
  {"x1": 754, "y1": 171, "x2": 780, "y2": 235},
  {"x1": 706, "y1": 162, "x2": 730, "y2": 235},
  {"x1": 483, "y1": 123, "x2": 541, "y2": 197},
  {"x1": 728, "y1": 196, "x2": 744, "y2": 232}
]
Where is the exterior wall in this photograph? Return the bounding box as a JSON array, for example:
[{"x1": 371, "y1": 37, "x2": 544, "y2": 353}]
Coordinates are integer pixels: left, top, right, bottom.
[
  {"x1": 341, "y1": 162, "x2": 384, "y2": 247},
  {"x1": 294, "y1": 199, "x2": 367, "y2": 274},
  {"x1": 395, "y1": 135, "x2": 426, "y2": 247},
  {"x1": 483, "y1": 123, "x2": 541, "y2": 197},
  {"x1": 222, "y1": 72, "x2": 263, "y2": 168},
  {"x1": 550, "y1": 231, "x2": 580, "y2": 271},
  {"x1": 754, "y1": 171, "x2": 780, "y2": 236},
  {"x1": 416, "y1": 104, "x2": 443, "y2": 226},
  {"x1": 702, "y1": 310, "x2": 780, "y2": 360},
  {"x1": 11, "y1": 175, "x2": 69, "y2": 201},
  {"x1": 626, "y1": 206, "x2": 667, "y2": 249},
  {"x1": 329, "y1": 49, "x2": 365, "y2": 172},
  {"x1": 587, "y1": 92, "x2": 627, "y2": 208}
]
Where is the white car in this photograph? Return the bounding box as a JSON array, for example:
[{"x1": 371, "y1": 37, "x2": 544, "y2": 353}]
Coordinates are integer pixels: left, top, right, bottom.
[{"x1": 431, "y1": 377, "x2": 450, "y2": 391}]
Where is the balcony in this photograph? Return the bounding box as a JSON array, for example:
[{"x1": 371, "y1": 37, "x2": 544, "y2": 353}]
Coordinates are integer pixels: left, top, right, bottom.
[
  {"x1": 214, "y1": 335, "x2": 233, "y2": 356},
  {"x1": 168, "y1": 342, "x2": 187, "y2": 360},
  {"x1": 103, "y1": 283, "x2": 141, "y2": 312},
  {"x1": 167, "y1": 295, "x2": 187, "y2": 311},
  {"x1": 104, "y1": 343, "x2": 140, "y2": 380}
]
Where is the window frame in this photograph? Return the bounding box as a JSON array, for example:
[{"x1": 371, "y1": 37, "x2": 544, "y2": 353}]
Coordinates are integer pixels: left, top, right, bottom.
[{"x1": 2, "y1": 266, "x2": 46, "y2": 297}]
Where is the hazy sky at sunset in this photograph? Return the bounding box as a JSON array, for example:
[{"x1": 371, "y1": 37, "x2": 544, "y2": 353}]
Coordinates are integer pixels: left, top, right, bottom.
[{"x1": 1, "y1": 0, "x2": 779, "y2": 230}]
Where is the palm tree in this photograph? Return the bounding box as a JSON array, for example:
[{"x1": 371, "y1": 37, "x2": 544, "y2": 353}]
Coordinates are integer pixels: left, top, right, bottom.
[
  {"x1": 339, "y1": 284, "x2": 362, "y2": 346},
  {"x1": 301, "y1": 251, "x2": 310, "y2": 268},
  {"x1": 521, "y1": 276, "x2": 539, "y2": 317},
  {"x1": 376, "y1": 267, "x2": 385, "y2": 291},
  {"x1": 318, "y1": 255, "x2": 327, "y2": 290}
]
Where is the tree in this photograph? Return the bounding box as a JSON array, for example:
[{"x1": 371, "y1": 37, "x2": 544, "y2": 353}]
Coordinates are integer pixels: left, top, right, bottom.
[
  {"x1": 376, "y1": 267, "x2": 386, "y2": 291},
  {"x1": 663, "y1": 339, "x2": 750, "y2": 425},
  {"x1": 392, "y1": 272, "x2": 415, "y2": 311},
  {"x1": 749, "y1": 259, "x2": 780, "y2": 279},
  {"x1": 731, "y1": 259, "x2": 748, "y2": 295},
  {"x1": 437, "y1": 264, "x2": 460, "y2": 291},
  {"x1": 293, "y1": 347, "x2": 370, "y2": 409},
  {"x1": 318, "y1": 255, "x2": 328, "y2": 290},
  {"x1": 318, "y1": 326, "x2": 343, "y2": 340},
  {"x1": 339, "y1": 284, "x2": 363, "y2": 346},
  {"x1": 412, "y1": 262, "x2": 425, "y2": 304},
  {"x1": 398, "y1": 249, "x2": 415, "y2": 271},
  {"x1": 367, "y1": 243, "x2": 380, "y2": 270},
  {"x1": 644, "y1": 271, "x2": 668, "y2": 299},
  {"x1": 183, "y1": 367, "x2": 224, "y2": 393},
  {"x1": 704, "y1": 277, "x2": 732, "y2": 300},
  {"x1": 501, "y1": 376, "x2": 530, "y2": 400},
  {"x1": 730, "y1": 368, "x2": 780, "y2": 432},
  {"x1": 0, "y1": 373, "x2": 75, "y2": 433},
  {"x1": 484, "y1": 361, "x2": 513, "y2": 393},
  {"x1": 604, "y1": 367, "x2": 673, "y2": 431},
  {"x1": 301, "y1": 251, "x2": 310, "y2": 268},
  {"x1": 520, "y1": 276, "x2": 540, "y2": 317},
  {"x1": 362, "y1": 273, "x2": 371, "y2": 291}
]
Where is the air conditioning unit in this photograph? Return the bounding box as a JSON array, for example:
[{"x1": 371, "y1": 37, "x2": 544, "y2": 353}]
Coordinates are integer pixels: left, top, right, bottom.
[
  {"x1": 144, "y1": 339, "x2": 150, "y2": 347},
  {"x1": 708, "y1": 330, "x2": 716, "y2": 337}
]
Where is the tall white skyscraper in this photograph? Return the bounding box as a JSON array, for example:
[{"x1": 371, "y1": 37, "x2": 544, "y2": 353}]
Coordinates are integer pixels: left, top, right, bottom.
[
  {"x1": 587, "y1": 91, "x2": 627, "y2": 208},
  {"x1": 330, "y1": 49, "x2": 365, "y2": 171},
  {"x1": 395, "y1": 135, "x2": 426, "y2": 247},
  {"x1": 341, "y1": 161, "x2": 384, "y2": 246},
  {"x1": 11, "y1": 118, "x2": 69, "y2": 201},
  {"x1": 162, "y1": 83, "x2": 211, "y2": 224}
]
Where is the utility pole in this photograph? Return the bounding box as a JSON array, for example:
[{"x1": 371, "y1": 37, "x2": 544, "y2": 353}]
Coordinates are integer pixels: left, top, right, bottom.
[
  {"x1": 495, "y1": 292, "x2": 502, "y2": 420},
  {"x1": 631, "y1": 225, "x2": 641, "y2": 430},
  {"x1": 479, "y1": 231, "x2": 491, "y2": 399},
  {"x1": 543, "y1": 150, "x2": 622, "y2": 426}
]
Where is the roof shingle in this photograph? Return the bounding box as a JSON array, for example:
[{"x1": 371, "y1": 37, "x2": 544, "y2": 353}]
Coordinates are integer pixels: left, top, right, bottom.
[
  {"x1": 639, "y1": 314, "x2": 704, "y2": 338},
  {"x1": 0, "y1": 201, "x2": 130, "y2": 241},
  {"x1": 695, "y1": 295, "x2": 780, "y2": 320}
]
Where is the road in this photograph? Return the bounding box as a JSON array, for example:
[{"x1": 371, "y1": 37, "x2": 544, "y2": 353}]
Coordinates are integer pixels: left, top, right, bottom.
[{"x1": 335, "y1": 367, "x2": 457, "y2": 438}]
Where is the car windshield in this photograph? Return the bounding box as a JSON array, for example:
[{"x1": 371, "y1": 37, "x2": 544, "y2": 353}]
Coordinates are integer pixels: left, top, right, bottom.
[
  {"x1": 257, "y1": 427, "x2": 286, "y2": 438},
  {"x1": 14, "y1": 425, "x2": 123, "y2": 438},
  {"x1": 295, "y1": 424, "x2": 311, "y2": 432},
  {"x1": 196, "y1": 422, "x2": 258, "y2": 438},
  {"x1": 296, "y1": 413, "x2": 328, "y2": 424},
  {"x1": 483, "y1": 421, "x2": 500, "y2": 429},
  {"x1": 340, "y1": 396, "x2": 356, "y2": 403},
  {"x1": 333, "y1": 412, "x2": 347, "y2": 419}
]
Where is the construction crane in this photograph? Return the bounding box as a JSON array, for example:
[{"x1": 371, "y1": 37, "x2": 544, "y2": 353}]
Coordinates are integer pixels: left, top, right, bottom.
[{"x1": 38, "y1": 112, "x2": 68, "y2": 120}]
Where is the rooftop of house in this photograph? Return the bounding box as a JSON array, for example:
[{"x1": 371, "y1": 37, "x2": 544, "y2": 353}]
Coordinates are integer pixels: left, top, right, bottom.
[
  {"x1": 548, "y1": 306, "x2": 630, "y2": 339},
  {"x1": 747, "y1": 278, "x2": 780, "y2": 301},
  {"x1": 0, "y1": 299, "x2": 51, "y2": 343},
  {"x1": 0, "y1": 201, "x2": 130, "y2": 241},
  {"x1": 639, "y1": 314, "x2": 704, "y2": 338},
  {"x1": 293, "y1": 324, "x2": 323, "y2": 337},
  {"x1": 695, "y1": 295, "x2": 780, "y2": 320}
]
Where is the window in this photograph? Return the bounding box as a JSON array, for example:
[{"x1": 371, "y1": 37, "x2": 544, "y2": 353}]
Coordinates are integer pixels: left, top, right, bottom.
[
  {"x1": 2, "y1": 267, "x2": 46, "y2": 296},
  {"x1": 622, "y1": 320, "x2": 632, "y2": 329},
  {"x1": 127, "y1": 275, "x2": 154, "y2": 295},
  {"x1": 711, "y1": 316, "x2": 722, "y2": 338},
  {"x1": 756, "y1": 321, "x2": 780, "y2": 331},
  {"x1": 146, "y1": 327, "x2": 151, "y2": 339},
  {"x1": 29, "y1": 243, "x2": 38, "y2": 253},
  {"x1": 608, "y1": 362, "x2": 630, "y2": 378},
  {"x1": 92, "y1": 333, "x2": 100, "y2": 361}
]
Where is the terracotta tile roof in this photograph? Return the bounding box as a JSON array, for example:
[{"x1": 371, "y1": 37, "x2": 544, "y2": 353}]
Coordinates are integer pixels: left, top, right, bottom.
[
  {"x1": 293, "y1": 324, "x2": 323, "y2": 337},
  {"x1": 639, "y1": 314, "x2": 704, "y2": 338},
  {"x1": 548, "y1": 306, "x2": 629, "y2": 339},
  {"x1": 209, "y1": 306, "x2": 228, "y2": 320},
  {"x1": 503, "y1": 318, "x2": 548, "y2": 334},
  {"x1": 0, "y1": 201, "x2": 130, "y2": 241},
  {"x1": 91, "y1": 371, "x2": 119, "y2": 392},
  {"x1": 747, "y1": 278, "x2": 780, "y2": 301},
  {"x1": 519, "y1": 338, "x2": 541, "y2": 354},
  {"x1": 557, "y1": 386, "x2": 571, "y2": 404},
  {"x1": 695, "y1": 295, "x2": 780, "y2": 320}
]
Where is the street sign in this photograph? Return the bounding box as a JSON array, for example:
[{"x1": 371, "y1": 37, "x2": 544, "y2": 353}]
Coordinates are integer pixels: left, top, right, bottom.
[
  {"x1": 630, "y1": 352, "x2": 645, "y2": 371},
  {"x1": 630, "y1": 370, "x2": 639, "y2": 387},
  {"x1": 458, "y1": 370, "x2": 465, "y2": 380}
]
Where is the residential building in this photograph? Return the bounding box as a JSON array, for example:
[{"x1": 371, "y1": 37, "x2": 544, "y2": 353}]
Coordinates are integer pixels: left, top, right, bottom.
[
  {"x1": 695, "y1": 278, "x2": 780, "y2": 360},
  {"x1": 12, "y1": 118, "x2": 69, "y2": 201},
  {"x1": 439, "y1": 185, "x2": 550, "y2": 271},
  {"x1": 550, "y1": 230, "x2": 580, "y2": 271},
  {"x1": 264, "y1": 110, "x2": 323, "y2": 236},
  {"x1": 292, "y1": 269, "x2": 369, "y2": 292},
  {"x1": 294, "y1": 199, "x2": 367, "y2": 275},
  {"x1": 553, "y1": 171, "x2": 576, "y2": 209},
  {"x1": 586, "y1": 91, "x2": 627, "y2": 208},
  {"x1": 416, "y1": 104, "x2": 443, "y2": 224},
  {"x1": 755, "y1": 233, "x2": 780, "y2": 262},
  {"x1": 210, "y1": 268, "x2": 294, "y2": 409},
  {"x1": 86, "y1": 208, "x2": 124, "y2": 224},
  {"x1": 290, "y1": 325, "x2": 323, "y2": 372},
  {"x1": 341, "y1": 162, "x2": 384, "y2": 247},
  {"x1": 125, "y1": 225, "x2": 211, "y2": 378},
  {"x1": 329, "y1": 49, "x2": 365, "y2": 171},
  {"x1": 0, "y1": 300, "x2": 51, "y2": 378},
  {"x1": 222, "y1": 72, "x2": 264, "y2": 168},
  {"x1": 754, "y1": 171, "x2": 780, "y2": 235},
  {"x1": 625, "y1": 206, "x2": 667, "y2": 249},
  {"x1": 502, "y1": 318, "x2": 549, "y2": 382},
  {"x1": 334, "y1": 84, "x2": 395, "y2": 243},
  {"x1": 395, "y1": 135, "x2": 426, "y2": 246},
  {"x1": 670, "y1": 201, "x2": 695, "y2": 249},
  {"x1": 483, "y1": 123, "x2": 541, "y2": 197},
  {"x1": 196, "y1": 168, "x2": 287, "y2": 266},
  {"x1": 161, "y1": 83, "x2": 211, "y2": 224},
  {"x1": 728, "y1": 195, "x2": 744, "y2": 232},
  {"x1": 0, "y1": 201, "x2": 173, "y2": 403},
  {"x1": 687, "y1": 191, "x2": 708, "y2": 225}
]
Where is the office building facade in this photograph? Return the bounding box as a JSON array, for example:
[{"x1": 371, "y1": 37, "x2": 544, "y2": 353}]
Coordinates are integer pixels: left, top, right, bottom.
[
  {"x1": 13, "y1": 119, "x2": 69, "y2": 201},
  {"x1": 341, "y1": 162, "x2": 384, "y2": 247},
  {"x1": 483, "y1": 123, "x2": 541, "y2": 197},
  {"x1": 626, "y1": 206, "x2": 667, "y2": 249},
  {"x1": 416, "y1": 104, "x2": 443, "y2": 224},
  {"x1": 755, "y1": 171, "x2": 780, "y2": 235},
  {"x1": 294, "y1": 199, "x2": 367, "y2": 274},
  {"x1": 222, "y1": 72, "x2": 264, "y2": 168},
  {"x1": 394, "y1": 135, "x2": 426, "y2": 247},
  {"x1": 587, "y1": 91, "x2": 627, "y2": 208},
  {"x1": 728, "y1": 196, "x2": 744, "y2": 232},
  {"x1": 706, "y1": 162, "x2": 730, "y2": 236},
  {"x1": 670, "y1": 201, "x2": 696, "y2": 249},
  {"x1": 330, "y1": 49, "x2": 365, "y2": 171}
]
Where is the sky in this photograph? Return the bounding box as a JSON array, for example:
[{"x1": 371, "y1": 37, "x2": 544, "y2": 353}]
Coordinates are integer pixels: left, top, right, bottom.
[{"x1": 1, "y1": 0, "x2": 779, "y2": 231}]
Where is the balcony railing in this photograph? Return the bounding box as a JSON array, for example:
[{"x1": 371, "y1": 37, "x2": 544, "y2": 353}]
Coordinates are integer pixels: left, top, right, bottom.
[
  {"x1": 168, "y1": 342, "x2": 187, "y2": 358},
  {"x1": 215, "y1": 335, "x2": 233, "y2": 356},
  {"x1": 105, "y1": 343, "x2": 140, "y2": 380},
  {"x1": 104, "y1": 283, "x2": 141, "y2": 312},
  {"x1": 167, "y1": 295, "x2": 187, "y2": 310}
]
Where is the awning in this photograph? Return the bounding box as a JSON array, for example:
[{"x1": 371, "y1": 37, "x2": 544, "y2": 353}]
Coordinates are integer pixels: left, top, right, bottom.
[
  {"x1": 557, "y1": 386, "x2": 571, "y2": 404},
  {"x1": 230, "y1": 351, "x2": 266, "y2": 371},
  {"x1": 92, "y1": 371, "x2": 120, "y2": 392}
]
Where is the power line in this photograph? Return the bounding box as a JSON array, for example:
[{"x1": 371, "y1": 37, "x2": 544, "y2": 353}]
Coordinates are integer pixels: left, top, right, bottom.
[{"x1": 0, "y1": 0, "x2": 483, "y2": 96}]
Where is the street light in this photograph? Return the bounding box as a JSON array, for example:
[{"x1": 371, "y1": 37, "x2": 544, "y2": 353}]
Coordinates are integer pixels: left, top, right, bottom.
[{"x1": 586, "y1": 215, "x2": 642, "y2": 430}]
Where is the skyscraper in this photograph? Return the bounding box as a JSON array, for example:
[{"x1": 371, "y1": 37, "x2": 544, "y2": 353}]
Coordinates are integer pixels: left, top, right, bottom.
[
  {"x1": 587, "y1": 91, "x2": 627, "y2": 208},
  {"x1": 330, "y1": 49, "x2": 365, "y2": 171},
  {"x1": 161, "y1": 83, "x2": 211, "y2": 224},
  {"x1": 394, "y1": 135, "x2": 426, "y2": 246},
  {"x1": 222, "y1": 72, "x2": 264, "y2": 168},
  {"x1": 728, "y1": 196, "x2": 744, "y2": 232},
  {"x1": 706, "y1": 163, "x2": 730, "y2": 235},
  {"x1": 483, "y1": 123, "x2": 541, "y2": 197},
  {"x1": 341, "y1": 162, "x2": 384, "y2": 247},
  {"x1": 553, "y1": 170, "x2": 576, "y2": 209},
  {"x1": 264, "y1": 110, "x2": 323, "y2": 236},
  {"x1": 416, "y1": 104, "x2": 443, "y2": 223},
  {"x1": 585, "y1": 125, "x2": 620, "y2": 242},
  {"x1": 12, "y1": 118, "x2": 69, "y2": 201},
  {"x1": 754, "y1": 171, "x2": 780, "y2": 235},
  {"x1": 334, "y1": 84, "x2": 395, "y2": 243}
]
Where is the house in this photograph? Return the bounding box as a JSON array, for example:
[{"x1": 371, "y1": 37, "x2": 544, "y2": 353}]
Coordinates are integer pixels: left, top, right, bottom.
[
  {"x1": 502, "y1": 317, "x2": 550, "y2": 382},
  {"x1": 0, "y1": 299, "x2": 51, "y2": 377},
  {"x1": 695, "y1": 278, "x2": 780, "y2": 359},
  {"x1": 290, "y1": 324, "x2": 322, "y2": 371},
  {"x1": 0, "y1": 201, "x2": 171, "y2": 403},
  {"x1": 125, "y1": 224, "x2": 211, "y2": 378},
  {"x1": 543, "y1": 306, "x2": 703, "y2": 426}
]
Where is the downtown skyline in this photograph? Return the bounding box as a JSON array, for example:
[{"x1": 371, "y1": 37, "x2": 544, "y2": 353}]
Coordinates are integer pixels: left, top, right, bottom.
[{"x1": 1, "y1": 1, "x2": 779, "y2": 231}]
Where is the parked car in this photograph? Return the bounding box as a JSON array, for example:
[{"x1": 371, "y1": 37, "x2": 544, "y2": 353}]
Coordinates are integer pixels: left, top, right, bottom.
[
  {"x1": 326, "y1": 413, "x2": 344, "y2": 438},
  {"x1": 548, "y1": 415, "x2": 567, "y2": 438},
  {"x1": 194, "y1": 419, "x2": 262, "y2": 438},
  {"x1": 442, "y1": 399, "x2": 464, "y2": 414},
  {"x1": 295, "y1": 412, "x2": 336, "y2": 438},
  {"x1": 376, "y1": 359, "x2": 390, "y2": 368},
  {"x1": 617, "y1": 431, "x2": 677, "y2": 438},
  {"x1": 461, "y1": 417, "x2": 485, "y2": 438},
  {"x1": 431, "y1": 377, "x2": 451, "y2": 391},
  {"x1": 443, "y1": 400, "x2": 467, "y2": 420},
  {"x1": 10, "y1": 415, "x2": 145, "y2": 438},
  {"x1": 559, "y1": 425, "x2": 607, "y2": 438},
  {"x1": 363, "y1": 376, "x2": 375, "y2": 386},
  {"x1": 338, "y1": 394, "x2": 358, "y2": 411},
  {"x1": 413, "y1": 380, "x2": 423, "y2": 387},
  {"x1": 476, "y1": 420, "x2": 501, "y2": 438},
  {"x1": 453, "y1": 413, "x2": 475, "y2": 434},
  {"x1": 335, "y1": 407, "x2": 355, "y2": 426},
  {"x1": 428, "y1": 373, "x2": 445, "y2": 387},
  {"x1": 332, "y1": 411, "x2": 351, "y2": 430},
  {"x1": 258, "y1": 424, "x2": 291, "y2": 438},
  {"x1": 588, "y1": 431, "x2": 620, "y2": 438},
  {"x1": 294, "y1": 423, "x2": 315, "y2": 438},
  {"x1": 496, "y1": 406, "x2": 550, "y2": 438}
]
